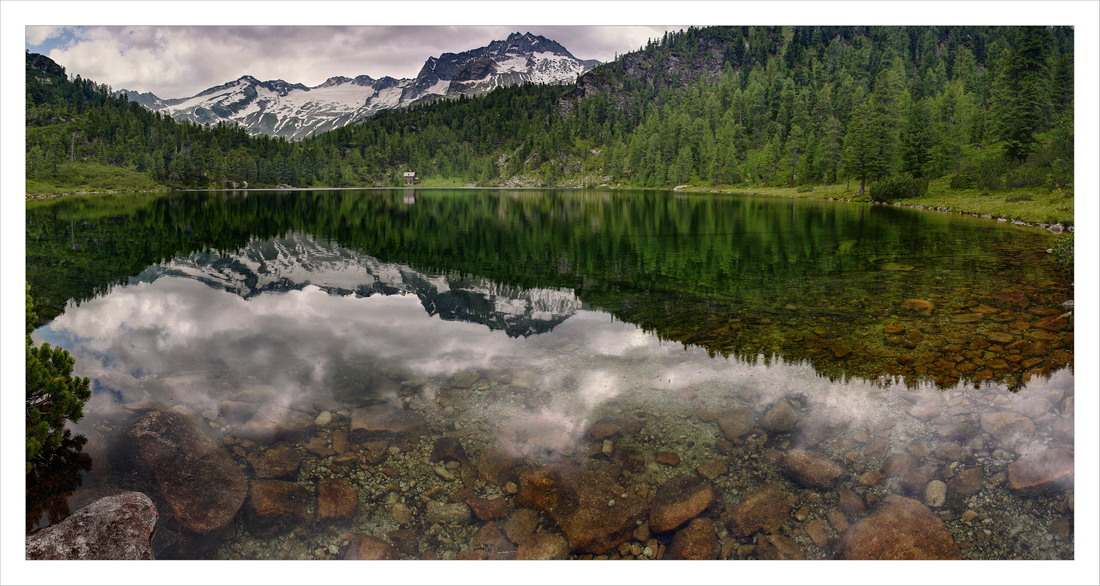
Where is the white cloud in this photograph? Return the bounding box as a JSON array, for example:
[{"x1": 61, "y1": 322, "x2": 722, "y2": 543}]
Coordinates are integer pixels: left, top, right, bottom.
[{"x1": 25, "y1": 25, "x2": 65, "y2": 46}]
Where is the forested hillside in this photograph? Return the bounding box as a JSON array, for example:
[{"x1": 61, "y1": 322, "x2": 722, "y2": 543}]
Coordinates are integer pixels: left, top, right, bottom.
[{"x1": 25, "y1": 25, "x2": 1074, "y2": 196}]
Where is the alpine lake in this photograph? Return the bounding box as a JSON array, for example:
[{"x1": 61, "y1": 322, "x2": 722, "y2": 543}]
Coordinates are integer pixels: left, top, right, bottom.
[{"x1": 25, "y1": 188, "x2": 1074, "y2": 561}]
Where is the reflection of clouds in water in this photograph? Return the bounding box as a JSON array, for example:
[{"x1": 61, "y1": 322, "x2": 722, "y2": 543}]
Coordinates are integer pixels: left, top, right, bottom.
[{"x1": 44, "y1": 275, "x2": 1073, "y2": 461}]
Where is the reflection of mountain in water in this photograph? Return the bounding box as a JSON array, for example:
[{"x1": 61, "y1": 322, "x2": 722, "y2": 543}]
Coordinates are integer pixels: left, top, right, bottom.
[{"x1": 133, "y1": 232, "x2": 583, "y2": 337}]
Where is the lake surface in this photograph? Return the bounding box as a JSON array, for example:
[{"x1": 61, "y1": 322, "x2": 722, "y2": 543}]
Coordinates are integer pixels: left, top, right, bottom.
[{"x1": 26, "y1": 189, "x2": 1074, "y2": 560}]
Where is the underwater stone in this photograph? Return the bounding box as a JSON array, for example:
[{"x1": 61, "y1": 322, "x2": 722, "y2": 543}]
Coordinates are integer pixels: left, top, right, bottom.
[
  {"x1": 780, "y1": 449, "x2": 844, "y2": 489},
  {"x1": 835, "y1": 496, "x2": 962, "y2": 559},
  {"x1": 668, "y1": 517, "x2": 718, "y2": 559}
]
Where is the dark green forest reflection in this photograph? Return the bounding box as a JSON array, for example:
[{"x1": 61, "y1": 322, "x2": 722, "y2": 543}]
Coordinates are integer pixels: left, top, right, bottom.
[{"x1": 27, "y1": 189, "x2": 1072, "y2": 387}]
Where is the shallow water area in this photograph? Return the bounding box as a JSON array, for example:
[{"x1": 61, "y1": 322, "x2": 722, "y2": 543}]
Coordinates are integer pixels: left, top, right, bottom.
[{"x1": 25, "y1": 189, "x2": 1073, "y2": 560}]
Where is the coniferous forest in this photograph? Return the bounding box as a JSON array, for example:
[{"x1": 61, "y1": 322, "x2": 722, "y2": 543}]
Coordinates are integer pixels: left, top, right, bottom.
[{"x1": 25, "y1": 26, "x2": 1074, "y2": 197}]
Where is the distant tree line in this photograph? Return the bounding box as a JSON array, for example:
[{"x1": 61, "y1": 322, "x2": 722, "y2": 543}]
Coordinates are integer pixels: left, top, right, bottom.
[{"x1": 25, "y1": 25, "x2": 1074, "y2": 192}]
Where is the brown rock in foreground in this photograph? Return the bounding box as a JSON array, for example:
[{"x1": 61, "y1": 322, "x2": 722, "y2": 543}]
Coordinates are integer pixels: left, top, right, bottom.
[
  {"x1": 1008, "y1": 447, "x2": 1074, "y2": 496},
  {"x1": 477, "y1": 445, "x2": 522, "y2": 486},
  {"x1": 515, "y1": 464, "x2": 648, "y2": 554},
  {"x1": 668, "y1": 517, "x2": 719, "y2": 559},
  {"x1": 779, "y1": 448, "x2": 844, "y2": 488},
  {"x1": 316, "y1": 477, "x2": 358, "y2": 524},
  {"x1": 246, "y1": 443, "x2": 302, "y2": 479},
  {"x1": 649, "y1": 474, "x2": 715, "y2": 534},
  {"x1": 722, "y1": 484, "x2": 792, "y2": 537},
  {"x1": 515, "y1": 533, "x2": 570, "y2": 560},
  {"x1": 760, "y1": 400, "x2": 799, "y2": 432},
  {"x1": 717, "y1": 408, "x2": 755, "y2": 440},
  {"x1": 755, "y1": 533, "x2": 803, "y2": 560},
  {"x1": 345, "y1": 534, "x2": 398, "y2": 560},
  {"x1": 245, "y1": 480, "x2": 313, "y2": 537},
  {"x1": 835, "y1": 496, "x2": 962, "y2": 560},
  {"x1": 125, "y1": 410, "x2": 247, "y2": 537}
]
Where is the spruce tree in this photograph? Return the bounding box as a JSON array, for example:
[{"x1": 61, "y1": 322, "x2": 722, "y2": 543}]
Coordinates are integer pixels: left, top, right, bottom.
[
  {"x1": 992, "y1": 27, "x2": 1051, "y2": 162},
  {"x1": 899, "y1": 97, "x2": 937, "y2": 178}
]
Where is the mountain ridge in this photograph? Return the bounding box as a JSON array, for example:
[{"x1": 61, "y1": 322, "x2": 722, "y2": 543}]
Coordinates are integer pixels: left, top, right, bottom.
[{"x1": 117, "y1": 32, "x2": 598, "y2": 140}]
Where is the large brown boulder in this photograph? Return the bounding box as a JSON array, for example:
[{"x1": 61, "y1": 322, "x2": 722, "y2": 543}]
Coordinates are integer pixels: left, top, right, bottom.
[
  {"x1": 124, "y1": 410, "x2": 247, "y2": 537},
  {"x1": 667, "y1": 517, "x2": 719, "y2": 559},
  {"x1": 834, "y1": 496, "x2": 962, "y2": 560},
  {"x1": 648, "y1": 474, "x2": 715, "y2": 534},
  {"x1": 26, "y1": 492, "x2": 158, "y2": 560},
  {"x1": 246, "y1": 443, "x2": 302, "y2": 479},
  {"x1": 316, "y1": 477, "x2": 358, "y2": 524},
  {"x1": 245, "y1": 480, "x2": 313, "y2": 537},
  {"x1": 515, "y1": 464, "x2": 647, "y2": 555},
  {"x1": 722, "y1": 484, "x2": 792, "y2": 537}
]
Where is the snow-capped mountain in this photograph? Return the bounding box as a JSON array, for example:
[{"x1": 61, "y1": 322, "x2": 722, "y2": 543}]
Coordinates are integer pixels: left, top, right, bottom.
[
  {"x1": 118, "y1": 32, "x2": 598, "y2": 141},
  {"x1": 133, "y1": 231, "x2": 584, "y2": 338}
]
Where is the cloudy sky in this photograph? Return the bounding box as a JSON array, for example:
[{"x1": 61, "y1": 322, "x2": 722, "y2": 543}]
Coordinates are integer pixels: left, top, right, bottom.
[
  {"x1": 15, "y1": 1, "x2": 1088, "y2": 100},
  {"x1": 24, "y1": 24, "x2": 688, "y2": 99}
]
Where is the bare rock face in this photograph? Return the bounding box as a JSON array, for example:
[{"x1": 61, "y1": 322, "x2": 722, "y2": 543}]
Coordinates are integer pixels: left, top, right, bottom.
[
  {"x1": 246, "y1": 443, "x2": 302, "y2": 479},
  {"x1": 1008, "y1": 447, "x2": 1074, "y2": 496},
  {"x1": 722, "y1": 484, "x2": 792, "y2": 537},
  {"x1": 835, "y1": 496, "x2": 962, "y2": 560},
  {"x1": 350, "y1": 404, "x2": 428, "y2": 444},
  {"x1": 779, "y1": 448, "x2": 844, "y2": 489},
  {"x1": 345, "y1": 534, "x2": 398, "y2": 560},
  {"x1": 648, "y1": 474, "x2": 715, "y2": 534},
  {"x1": 666, "y1": 517, "x2": 718, "y2": 559},
  {"x1": 124, "y1": 410, "x2": 247, "y2": 539},
  {"x1": 245, "y1": 480, "x2": 314, "y2": 537},
  {"x1": 26, "y1": 492, "x2": 157, "y2": 560},
  {"x1": 515, "y1": 464, "x2": 647, "y2": 554}
]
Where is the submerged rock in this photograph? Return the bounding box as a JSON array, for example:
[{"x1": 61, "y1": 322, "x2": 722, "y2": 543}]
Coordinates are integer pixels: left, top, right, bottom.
[
  {"x1": 246, "y1": 443, "x2": 302, "y2": 479},
  {"x1": 835, "y1": 496, "x2": 962, "y2": 559},
  {"x1": 649, "y1": 474, "x2": 715, "y2": 534},
  {"x1": 350, "y1": 404, "x2": 427, "y2": 444},
  {"x1": 1008, "y1": 447, "x2": 1074, "y2": 496},
  {"x1": 667, "y1": 517, "x2": 719, "y2": 560},
  {"x1": 344, "y1": 534, "x2": 398, "y2": 560},
  {"x1": 779, "y1": 448, "x2": 844, "y2": 489},
  {"x1": 515, "y1": 533, "x2": 570, "y2": 560},
  {"x1": 124, "y1": 410, "x2": 247, "y2": 537},
  {"x1": 316, "y1": 477, "x2": 358, "y2": 524},
  {"x1": 516, "y1": 464, "x2": 647, "y2": 554},
  {"x1": 245, "y1": 480, "x2": 313, "y2": 537},
  {"x1": 26, "y1": 492, "x2": 157, "y2": 560},
  {"x1": 722, "y1": 484, "x2": 792, "y2": 537}
]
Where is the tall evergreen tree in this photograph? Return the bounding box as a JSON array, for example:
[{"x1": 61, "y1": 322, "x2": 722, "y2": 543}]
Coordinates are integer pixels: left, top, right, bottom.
[
  {"x1": 899, "y1": 97, "x2": 937, "y2": 178},
  {"x1": 991, "y1": 27, "x2": 1051, "y2": 162}
]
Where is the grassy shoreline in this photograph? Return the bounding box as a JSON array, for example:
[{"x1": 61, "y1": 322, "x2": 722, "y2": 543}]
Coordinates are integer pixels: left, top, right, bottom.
[{"x1": 26, "y1": 176, "x2": 1073, "y2": 229}]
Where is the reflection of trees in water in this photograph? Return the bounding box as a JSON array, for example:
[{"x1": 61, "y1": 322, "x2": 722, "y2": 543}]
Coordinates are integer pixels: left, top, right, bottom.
[{"x1": 26, "y1": 429, "x2": 92, "y2": 533}]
